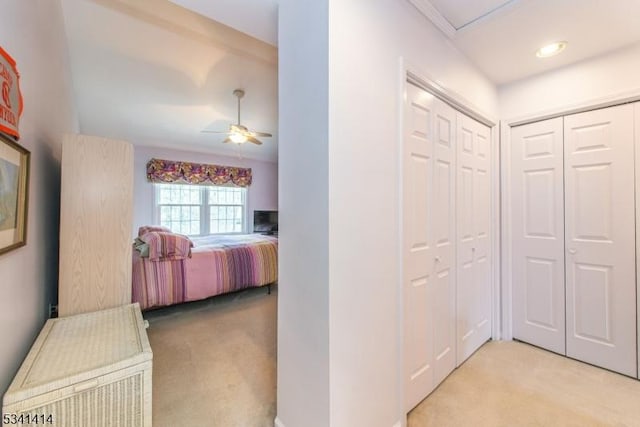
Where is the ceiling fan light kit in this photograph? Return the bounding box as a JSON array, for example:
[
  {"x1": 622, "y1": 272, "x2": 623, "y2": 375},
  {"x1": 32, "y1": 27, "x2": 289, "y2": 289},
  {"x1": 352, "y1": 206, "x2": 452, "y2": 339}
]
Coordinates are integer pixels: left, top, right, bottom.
[
  {"x1": 228, "y1": 124, "x2": 249, "y2": 143},
  {"x1": 201, "y1": 88, "x2": 272, "y2": 145}
]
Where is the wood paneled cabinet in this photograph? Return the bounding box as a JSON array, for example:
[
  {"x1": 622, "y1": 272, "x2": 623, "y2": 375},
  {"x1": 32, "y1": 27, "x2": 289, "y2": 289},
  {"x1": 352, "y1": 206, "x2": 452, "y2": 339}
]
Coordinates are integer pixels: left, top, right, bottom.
[{"x1": 58, "y1": 134, "x2": 134, "y2": 317}]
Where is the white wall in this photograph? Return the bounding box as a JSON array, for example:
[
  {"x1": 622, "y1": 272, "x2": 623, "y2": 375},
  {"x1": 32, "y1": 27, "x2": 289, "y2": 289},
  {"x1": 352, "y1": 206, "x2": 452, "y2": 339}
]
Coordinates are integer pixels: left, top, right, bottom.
[
  {"x1": 327, "y1": 1, "x2": 497, "y2": 426},
  {"x1": 499, "y1": 42, "x2": 640, "y2": 119},
  {"x1": 278, "y1": 1, "x2": 497, "y2": 426},
  {"x1": 132, "y1": 146, "x2": 277, "y2": 236},
  {"x1": 276, "y1": 1, "x2": 330, "y2": 427},
  {"x1": 0, "y1": 0, "x2": 78, "y2": 394}
]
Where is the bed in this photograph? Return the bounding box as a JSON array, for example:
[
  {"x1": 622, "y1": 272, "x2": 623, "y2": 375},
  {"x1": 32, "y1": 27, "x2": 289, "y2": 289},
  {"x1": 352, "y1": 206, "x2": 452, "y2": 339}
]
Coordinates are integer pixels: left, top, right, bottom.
[{"x1": 132, "y1": 229, "x2": 277, "y2": 310}]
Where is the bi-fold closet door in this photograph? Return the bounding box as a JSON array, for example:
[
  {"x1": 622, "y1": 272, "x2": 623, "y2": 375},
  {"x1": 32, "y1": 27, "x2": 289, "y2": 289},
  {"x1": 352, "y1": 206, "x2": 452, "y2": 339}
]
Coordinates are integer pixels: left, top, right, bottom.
[
  {"x1": 511, "y1": 117, "x2": 566, "y2": 355},
  {"x1": 456, "y1": 114, "x2": 492, "y2": 364},
  {"x1": 511, "y1": 103, "x2": 637, "y2": 377},
  {"x1": 403, "y1": 82, "x2": 492, "y2": 411}
]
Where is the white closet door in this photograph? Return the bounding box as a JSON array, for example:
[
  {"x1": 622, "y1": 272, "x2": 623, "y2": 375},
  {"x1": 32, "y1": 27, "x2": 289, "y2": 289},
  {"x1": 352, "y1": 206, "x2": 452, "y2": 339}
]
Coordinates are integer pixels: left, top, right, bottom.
[
  {"x1": 456, "y1": 113, "x2": 492, "y2": 365},
  {"x1": 432, "y1": 100, "x2": 457, "y2": 386},
  {"x1": 636, "y1": 102, "x2": 640, "y2": 380},
  {"x1": 403, "y1": 83, "x2": 436, "y2": 410},
  {"x1": 511, "y1": 118, "x2": 566, "y2": 354},
  {"x1": 565, "y1": 104, "x2": 637, "y2": 377},
  {"x1": 403, "y1": 84, "x2": 459, "y2": 410}
]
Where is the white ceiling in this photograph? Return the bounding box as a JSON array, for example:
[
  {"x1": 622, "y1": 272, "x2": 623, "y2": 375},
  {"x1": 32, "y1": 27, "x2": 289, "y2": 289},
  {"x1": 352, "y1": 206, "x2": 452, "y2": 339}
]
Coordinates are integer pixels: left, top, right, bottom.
[
  {"x1": 171, "y1": 0, "x2": 640, "y2": 86},
  {"x1": 420, "y1": 0, "x2": 640, "y2": 85},
  {"x1": 60, "y1": 0, "x2": 640, "y2": 165},
  {"x1": 168, "y1": 0, "x2": 278, "y2": 46},
  {"x1": 428, "y1": 0, "x2": 515, "y2": 29},
  {"x1": 61, "y1": 0, "x2": 278, "y2": 163}
]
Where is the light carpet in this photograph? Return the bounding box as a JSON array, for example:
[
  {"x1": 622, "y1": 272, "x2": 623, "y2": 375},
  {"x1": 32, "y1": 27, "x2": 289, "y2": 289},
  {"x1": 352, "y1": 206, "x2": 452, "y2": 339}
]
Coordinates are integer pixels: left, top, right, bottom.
[
  {"x1": 409, "y1": 340, "x2": 640, "y2": 427},
  {"x1": 145, "y1": 292, "x2": 640, "y2": 427},
  {"x1": 145, "y1": 286, "x2": 277, "y2": 427}
]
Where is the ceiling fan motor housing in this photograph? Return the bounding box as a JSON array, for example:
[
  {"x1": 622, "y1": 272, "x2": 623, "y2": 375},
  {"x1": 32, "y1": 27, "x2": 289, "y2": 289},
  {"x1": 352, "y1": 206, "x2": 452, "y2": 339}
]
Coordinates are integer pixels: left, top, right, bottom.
[{"x1": 201, "y1": 88, "x2": 270, "y2": 145}]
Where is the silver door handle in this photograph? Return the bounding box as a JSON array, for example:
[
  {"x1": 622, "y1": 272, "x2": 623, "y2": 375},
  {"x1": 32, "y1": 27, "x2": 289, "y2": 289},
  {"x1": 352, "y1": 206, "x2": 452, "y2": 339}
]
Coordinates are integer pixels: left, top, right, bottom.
[{"x1": 568, "y1": 248, "x2": 577, "y2": 254}]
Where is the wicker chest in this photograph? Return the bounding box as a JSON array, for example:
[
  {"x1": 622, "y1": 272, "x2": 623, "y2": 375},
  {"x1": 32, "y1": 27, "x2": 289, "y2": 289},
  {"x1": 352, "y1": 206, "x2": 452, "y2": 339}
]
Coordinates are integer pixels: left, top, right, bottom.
[{"x1": 2, "y1": 303, "x2": 152, "y2": 427}]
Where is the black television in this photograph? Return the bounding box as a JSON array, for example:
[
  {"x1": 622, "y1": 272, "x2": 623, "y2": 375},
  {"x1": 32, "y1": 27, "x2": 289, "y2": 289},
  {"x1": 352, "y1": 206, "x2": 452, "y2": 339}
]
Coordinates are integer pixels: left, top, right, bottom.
[{"x1": 253, "y1": 210, "x2": 278, "y2": 234}]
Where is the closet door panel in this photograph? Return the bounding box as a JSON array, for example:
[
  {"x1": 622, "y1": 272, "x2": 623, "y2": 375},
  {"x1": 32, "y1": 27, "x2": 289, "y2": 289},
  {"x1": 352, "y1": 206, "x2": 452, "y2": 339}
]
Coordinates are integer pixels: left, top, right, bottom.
[
  {"x1": 511, "y1": 118, "x2": 566, "y2": 354},
  {"x1": 457, "y1": 120, "x2": 475, "y2": 363},
  {"x1": 432, "y1": 100, "x2": 457, "y2": 386},
  {"x1": 403, "y1": 83, "x2": 435, "y2": 410},
  {"x1": 565, "y1": 104, "x2": 636, "y2": 377},
  {"x1": 457, "y1": 114, "x2": 492, "y2": 365},
  {"x1": 473, "y1": 126, "x2": 492, "y2": 348},
  {"x1": 403, "y1": 84, "x2": 461, "y2": 410}
]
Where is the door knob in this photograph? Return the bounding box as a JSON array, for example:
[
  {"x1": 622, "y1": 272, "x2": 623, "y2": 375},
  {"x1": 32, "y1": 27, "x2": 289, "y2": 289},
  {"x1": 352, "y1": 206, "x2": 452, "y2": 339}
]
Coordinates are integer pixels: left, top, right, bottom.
[
  {"x1": 435, "y1": 256, "x2": 441, "y2": 263},
  {"x1": 568, "y1": 248, "x2": 577, "y2": 255}
]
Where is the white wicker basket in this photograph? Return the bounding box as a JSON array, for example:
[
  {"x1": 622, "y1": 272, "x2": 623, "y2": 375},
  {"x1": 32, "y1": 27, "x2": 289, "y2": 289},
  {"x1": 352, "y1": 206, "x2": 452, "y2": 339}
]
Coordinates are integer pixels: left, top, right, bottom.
[{"x1": 2, "y1": 303, "x2": 152, "y2": 427}]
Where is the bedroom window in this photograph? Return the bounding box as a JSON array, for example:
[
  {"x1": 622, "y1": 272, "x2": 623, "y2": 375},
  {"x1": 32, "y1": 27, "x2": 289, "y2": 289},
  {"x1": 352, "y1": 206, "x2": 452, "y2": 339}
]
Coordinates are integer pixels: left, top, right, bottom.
[
  {"x1": 208, "y1": 187, "x2": 245, "y2": 234},
  {"x1": 155, "y1": 184, "x2": 246, "y2": 235}
]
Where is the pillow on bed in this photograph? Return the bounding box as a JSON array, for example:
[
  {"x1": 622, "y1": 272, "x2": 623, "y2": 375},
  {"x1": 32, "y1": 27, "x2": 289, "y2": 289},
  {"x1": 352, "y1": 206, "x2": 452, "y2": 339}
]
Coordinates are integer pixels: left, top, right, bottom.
[
  {"x1": 140, "y1": 231, "x2": 194, "y2": 261},
  {"x1": 133, "y1": 237, "x2": 150, "y2": 257},
  {"x1": 138, "y1": 225, "x2": 171, "y2": 237}
]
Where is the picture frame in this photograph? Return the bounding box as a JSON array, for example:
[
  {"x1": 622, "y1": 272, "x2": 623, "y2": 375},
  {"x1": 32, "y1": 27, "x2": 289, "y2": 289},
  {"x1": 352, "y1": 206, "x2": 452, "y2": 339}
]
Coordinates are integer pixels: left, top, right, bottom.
[{"x1": 0, "y1": 132, "x2": 29, "y2": 255}]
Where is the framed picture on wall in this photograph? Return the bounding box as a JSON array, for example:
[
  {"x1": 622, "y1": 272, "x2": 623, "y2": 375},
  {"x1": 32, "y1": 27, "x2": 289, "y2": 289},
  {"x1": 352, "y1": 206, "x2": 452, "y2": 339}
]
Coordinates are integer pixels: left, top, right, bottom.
[{"x1": 0, "y1": 132, "x2": 29, "y2": 255}]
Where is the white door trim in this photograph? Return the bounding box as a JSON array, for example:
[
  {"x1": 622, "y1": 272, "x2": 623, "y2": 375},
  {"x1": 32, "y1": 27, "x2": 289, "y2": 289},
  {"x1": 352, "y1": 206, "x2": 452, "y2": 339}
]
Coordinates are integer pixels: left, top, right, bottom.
[
  {"x1": 396, "y1": 56, "x2": 407, "y2": 427},
  {"x1": 491, "y1": 119, "x2": 501, "y2": 341},
  {"x1": 406, "y1": 71, "x2": 496, "y2": 128},
  {"x1": 500, "y1": 120, "x2": 513, "y2": 340},
  {"x1": 505, "y1": 89, "x2": 640, "y2": 127},
  {"x1": 501, "y1": 92, "x2": 640, "y2": 341},
  {"x1": 634, "y1": 102, "x2": 640, "y2": 379}
]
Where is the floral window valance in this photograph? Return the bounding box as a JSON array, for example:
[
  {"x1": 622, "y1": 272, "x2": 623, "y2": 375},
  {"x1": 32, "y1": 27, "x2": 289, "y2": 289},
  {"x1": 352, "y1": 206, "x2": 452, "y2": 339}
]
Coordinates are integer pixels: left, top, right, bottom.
[{"x1": 146, "y1": 158, "x2": 252, "y2": 187}]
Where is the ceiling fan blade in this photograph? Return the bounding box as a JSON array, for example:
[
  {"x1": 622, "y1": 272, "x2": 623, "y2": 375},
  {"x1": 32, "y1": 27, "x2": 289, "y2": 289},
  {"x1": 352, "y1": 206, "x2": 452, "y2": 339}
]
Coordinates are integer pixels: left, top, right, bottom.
[
  {"x1": 201, "y1": 130, "x2": 230, "y2": 134},
  {"x1": 202, "y1": 90, "x2": 271, "y2": 146},
  {"x1": 248, "y1": 131, "x2": 272, "y2": 137}
]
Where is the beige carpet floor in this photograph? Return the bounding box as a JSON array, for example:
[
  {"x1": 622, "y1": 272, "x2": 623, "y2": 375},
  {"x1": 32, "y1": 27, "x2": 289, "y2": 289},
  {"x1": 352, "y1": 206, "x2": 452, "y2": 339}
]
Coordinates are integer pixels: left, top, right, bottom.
[
  {"x1": 144, "y1": 286, "x2": 277, "y2": 427},
  {"x1": 145, "y1": 292, "x2": 640, "y2": 427},
  {"x1": 409, "y1": 340, "x2": 640, "y2": 427}
]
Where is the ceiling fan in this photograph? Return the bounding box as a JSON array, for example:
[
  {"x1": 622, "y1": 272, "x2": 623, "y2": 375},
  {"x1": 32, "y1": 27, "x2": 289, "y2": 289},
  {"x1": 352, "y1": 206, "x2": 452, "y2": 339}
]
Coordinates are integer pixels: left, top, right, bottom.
[{"x1": 201, "y1": 89, "x2": 272, "y2": 145}]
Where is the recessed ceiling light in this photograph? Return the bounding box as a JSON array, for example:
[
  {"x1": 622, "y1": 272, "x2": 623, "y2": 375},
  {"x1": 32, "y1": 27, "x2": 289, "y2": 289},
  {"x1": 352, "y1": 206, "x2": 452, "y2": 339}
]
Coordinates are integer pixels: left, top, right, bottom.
[{"x1": 536, "y1": 41, "x2": 567, "y2": 58}]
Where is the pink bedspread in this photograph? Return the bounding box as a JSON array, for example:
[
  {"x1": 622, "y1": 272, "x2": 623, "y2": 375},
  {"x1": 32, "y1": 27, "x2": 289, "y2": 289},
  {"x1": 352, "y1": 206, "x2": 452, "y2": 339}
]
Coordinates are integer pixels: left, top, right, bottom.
[{"x1": 132, "y1": 234, "x2": 278, "y2": 310}]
